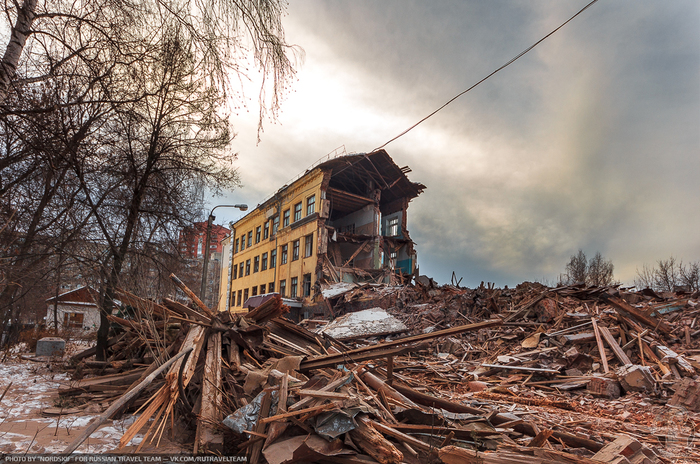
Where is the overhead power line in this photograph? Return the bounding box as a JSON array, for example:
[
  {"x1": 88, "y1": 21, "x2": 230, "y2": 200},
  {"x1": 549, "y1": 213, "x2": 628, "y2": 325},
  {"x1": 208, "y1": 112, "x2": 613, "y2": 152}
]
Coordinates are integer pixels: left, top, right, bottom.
[{"x1": 374, "y1": 0, "x2": 601, "y2": 151}]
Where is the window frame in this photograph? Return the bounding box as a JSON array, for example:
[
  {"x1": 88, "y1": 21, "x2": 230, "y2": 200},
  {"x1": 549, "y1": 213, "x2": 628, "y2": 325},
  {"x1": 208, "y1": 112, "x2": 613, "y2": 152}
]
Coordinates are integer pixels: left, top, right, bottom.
[
  {"x1": 261, "y1": 252, "x2": 268, "y2": 271},
  {"x1": 255, "y1": 226, "x2": 261, "y2": 244},
  {"x1": 253, "y1": 255, "x2": 260, "y2": 273},
  {"x1": 263, "y1": 221, "x2": 269, "y2": 240},
  {"x1": 304, "y1": 234, "x2": 313, "y2": 258},
  {"x1": 293, "y1": 202, "x2": 302, "y2": 222},
  {"x1": 290, "y1": 276, "x2": 298, "y2": 298},
  {"x1": 306, "y1": 195, "x2": 315, "y2": 216},
  {"x1": 292, "y1": 239, "x2": 300, "y2": 261},
  {"x1": 281, "y1": 244, "x2": 288, "y2": 265},
  {"x1": 279, "y1": 280, "x2": 286, "y2": 297},
  {"x1": 245, "y1": 259, "x2": 251, "y2": 276},
  {"x1": 270, "y1": 249, "x2": 277, "y2": 268},
  {"x1": 283, "y1": 210, "x2": 290, "y2": 227}
]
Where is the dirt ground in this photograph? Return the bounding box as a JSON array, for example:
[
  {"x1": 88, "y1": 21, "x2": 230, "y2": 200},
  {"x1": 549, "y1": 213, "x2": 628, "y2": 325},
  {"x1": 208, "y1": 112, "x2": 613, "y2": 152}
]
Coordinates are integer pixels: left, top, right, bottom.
[{"x1": 0, "y1": 343, "x2": 186, "y2": 454}]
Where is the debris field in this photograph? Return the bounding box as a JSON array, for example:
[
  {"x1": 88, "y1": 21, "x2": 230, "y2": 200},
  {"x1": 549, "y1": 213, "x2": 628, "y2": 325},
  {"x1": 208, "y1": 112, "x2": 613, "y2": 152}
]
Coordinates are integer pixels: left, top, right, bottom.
[{"x1": 18, "y1": 274, "x2": 700, "y2": 463}]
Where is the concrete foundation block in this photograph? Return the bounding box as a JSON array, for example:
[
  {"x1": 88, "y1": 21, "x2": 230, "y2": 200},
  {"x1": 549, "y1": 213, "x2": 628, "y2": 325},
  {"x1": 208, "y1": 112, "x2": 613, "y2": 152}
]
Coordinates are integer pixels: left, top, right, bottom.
[{"x1": 36, "y1": 337, "x2": 66, "y2": 357}]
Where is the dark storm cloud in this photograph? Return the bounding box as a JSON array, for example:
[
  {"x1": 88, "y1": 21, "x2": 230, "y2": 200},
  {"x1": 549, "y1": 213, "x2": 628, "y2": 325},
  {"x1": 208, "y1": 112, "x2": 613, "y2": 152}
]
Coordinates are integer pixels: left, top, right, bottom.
[{"x1": 216, "y1": 0, "x2": 700, "y2": 287}]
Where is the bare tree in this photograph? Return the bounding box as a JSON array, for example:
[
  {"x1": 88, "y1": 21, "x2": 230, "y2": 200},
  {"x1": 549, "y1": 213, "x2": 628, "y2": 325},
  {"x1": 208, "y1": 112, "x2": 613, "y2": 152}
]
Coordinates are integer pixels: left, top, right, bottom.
[
  {"x1": 562, "y1": 249, "x2": 615, "y2": 286},
  {"x1": 587, "y1": 252, "x2": 615, "y2": 287},
  {"x1": 636, "y1": 257, "x2": 700, "y2": 292},
  {"x1": 564, "y1": 249, "x2": 588, "y2": 285}
]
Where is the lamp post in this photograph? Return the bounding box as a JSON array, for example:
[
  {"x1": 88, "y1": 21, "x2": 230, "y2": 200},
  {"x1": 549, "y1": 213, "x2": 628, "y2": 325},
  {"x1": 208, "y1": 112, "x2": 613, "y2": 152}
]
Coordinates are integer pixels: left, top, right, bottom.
[{"x1": 200, "y1": 204, "x2": 248, "y2": 308}]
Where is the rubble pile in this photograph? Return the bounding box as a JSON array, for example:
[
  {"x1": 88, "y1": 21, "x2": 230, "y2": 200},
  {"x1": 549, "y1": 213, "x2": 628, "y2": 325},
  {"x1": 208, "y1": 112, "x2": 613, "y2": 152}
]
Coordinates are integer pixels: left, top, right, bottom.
[{"x1": 55, "y1": 274, "x2": 700, "y2": 463}]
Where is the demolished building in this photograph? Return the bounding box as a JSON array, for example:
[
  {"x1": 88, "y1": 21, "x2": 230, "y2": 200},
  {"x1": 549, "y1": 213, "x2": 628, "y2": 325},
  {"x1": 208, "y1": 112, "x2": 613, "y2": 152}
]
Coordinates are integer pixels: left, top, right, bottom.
[{"x1": 218, "y1": 149, "x2": 425, "y2": 318}]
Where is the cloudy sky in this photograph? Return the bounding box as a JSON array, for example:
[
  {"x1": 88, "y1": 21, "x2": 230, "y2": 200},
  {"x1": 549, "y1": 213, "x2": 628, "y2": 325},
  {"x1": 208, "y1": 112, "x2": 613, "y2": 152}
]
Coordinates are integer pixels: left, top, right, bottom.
[{"x1": 212, "y1": 0, "x2": 700, "y2": 288}]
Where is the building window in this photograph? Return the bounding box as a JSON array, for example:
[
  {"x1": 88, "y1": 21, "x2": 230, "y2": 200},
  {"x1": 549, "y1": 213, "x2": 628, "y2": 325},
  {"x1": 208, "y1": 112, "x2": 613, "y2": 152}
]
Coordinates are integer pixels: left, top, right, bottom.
[
  {"x1": 279, "y1": 280, "x2": 286, "y2": 297},
  {"x1": 64, "y1": 312, "x2": 84, "y2": 328},
  {"x1": 269, "y1": 282, "x2": 274, "y2": 293},
  {"x1": 290, "y1": 277, "x2": 298, "y2": 297},
  {"x1": 261, "y1": 252, "x2": 268, "y2": 271},
  {"x1": 240, "y1": 236, "x2": 245, "y2": 251},
  {"x1": 243, "y1": 288, "x2": 249, "y2": 304},
  {"x1": 273, "y1": 216, "x2": 279, "y2": 235},
  {"x1": 255, "y1": 226, "x2": 261, "y2": 243},
  {"x1": 263, "y1": 221, "x2": 269, "y2": 240},
  {"x1": 283, "y1": 209, "x2": 290, "y2": 227},
  {"x1": 304, "y1": 234, "x2": 313, "y2": 257},
  {"x1": 388, "y1": 217, "x2": 399, "y2": 236},
  {"x1": 390, "y1": 251, "x2": 397, "y2": 269},
  {"x1": 239, "y1": 262, "x2": 244, "y2": 278},
  {"x1": 254, "y1": 256, "x2": 260, "y2": 273},
  {"x1": 270, "y1": 249, "x2": 277, "y2": 268},
  {"x1": 281, "y1": 244, "x2": 288, "y2": 264},
  {"x1": 306, "y1": 195, "x2": 315, "y2": 216},
  {"x1": 233, "y1": 265, "x2": 238, "y2": 279},
  {"x1": 245, "y1": 259, "x2": 251, "y2": 276},
  {"x1": 247, "y1": 231, "x2": 252, "y2": 248},
  {"x1": 293, "y1": 202, "x2": 302, "y2": 222},
  {"x1": 237, "y1": 290, "x2": 242, "y2": 306},
  {"x1": 260, "y1": 283, "x2": 266, "y2": 294},
  {"x1": 251, "y1": 286, "x2": 258, "y2": 297},
  {"x1": 292, "y1": 240, "x2": 300, "y2": 261},
  {"x1": 235, "y1": 238, "x2": 239, "y2": 253},
  {"x1": 303, "y1": 273, "x2": 311, "y2": 297}
]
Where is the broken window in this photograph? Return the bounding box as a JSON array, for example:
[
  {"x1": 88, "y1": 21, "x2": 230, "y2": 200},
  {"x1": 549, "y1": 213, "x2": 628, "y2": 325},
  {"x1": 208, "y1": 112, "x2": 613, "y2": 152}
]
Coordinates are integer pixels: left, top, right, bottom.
[
  {"x1": 260, "y1": 283, "x2": 266, "y2": 294},
  {"x1": 281, "y1": 244, "x2": 288, "y2": 264},
  {"x1": 306, "y1": 195, "x2": 315, "y2": 216},
  {"x1": 63, "y1": 312, "x2": 84, "y2": 328},
  {"x1": 261, "y1": 252, "x2": 268, "y2": 271},
  {"x1": 270, "y1": 249, "x2": 277, "y2": 268},
  {"x1": 290, "y1": 277, "x2": 298, "y2": 298},
  {"x1": 255, "y1": 226, "x2": 261, "y2": 243},
  {"x1": 303, "y1": 273, "x2": 311, "y2": 297},
  {"x1": 279, "y1": 280, "x2": 286, "y2": 297},
  {"x1": 304, "y1": 234, "x2": 313, "y2": 257},
  {"x1": 243, "y1": 288, "x2": 249, "y2": 303},
  {"x1": 272, "y1": 216, "x2": 279, "y2": 235},
  {"x1": 254, "y1": 256, "x2": 260, "y2": 273},
  {"x1": 269, "y1": 282, "x2": 274, "y2": 293},
  {"x1": 245, "y1": 259, "x2": 251, "y2": 276},
  {"x1": 293, "y1": 202, "x2": 302, "y2": 222},
  {"x1": 251, "y1": 286, "x2": 258, "y2": 297},
  {"x1": 388, "y1": 217, "x2": 399, "y2": 236},
  {"x1": 292, "y1": 240, "x2": 300, "y2": 261},
  {"x1": 283, "y1": 209, "x2": 290, "y2": 227},
  {"x1": 263, "y1": 221, "x2": 269, "y2": 240}
]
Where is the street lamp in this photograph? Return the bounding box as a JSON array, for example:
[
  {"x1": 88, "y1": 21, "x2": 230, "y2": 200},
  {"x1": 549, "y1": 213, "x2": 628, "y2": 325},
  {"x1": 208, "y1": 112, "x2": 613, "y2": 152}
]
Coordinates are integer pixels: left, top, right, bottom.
[{"x1": 200, "y1": 204, "x2": 248, "y2": 308}]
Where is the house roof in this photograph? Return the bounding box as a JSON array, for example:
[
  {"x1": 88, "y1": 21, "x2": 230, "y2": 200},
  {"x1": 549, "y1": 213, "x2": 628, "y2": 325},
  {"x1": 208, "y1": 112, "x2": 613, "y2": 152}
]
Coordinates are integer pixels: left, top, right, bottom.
[{"x1": 45, "y1": 286, "x2": 96, "y2": 305}]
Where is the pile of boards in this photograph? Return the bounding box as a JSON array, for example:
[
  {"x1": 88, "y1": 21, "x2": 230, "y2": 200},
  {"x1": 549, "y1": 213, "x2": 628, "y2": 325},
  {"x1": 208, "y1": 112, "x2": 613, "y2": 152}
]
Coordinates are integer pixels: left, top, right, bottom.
[{"x1": 58, "y1": 274, "x2": 700, "y2": 463}]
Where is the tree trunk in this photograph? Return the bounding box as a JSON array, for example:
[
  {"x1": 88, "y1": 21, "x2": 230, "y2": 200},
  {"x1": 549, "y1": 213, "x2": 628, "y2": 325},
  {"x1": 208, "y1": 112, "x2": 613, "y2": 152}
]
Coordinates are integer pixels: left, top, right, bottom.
[{"x1": 0, "y1": 0, "x2": 38, "y2": 99}]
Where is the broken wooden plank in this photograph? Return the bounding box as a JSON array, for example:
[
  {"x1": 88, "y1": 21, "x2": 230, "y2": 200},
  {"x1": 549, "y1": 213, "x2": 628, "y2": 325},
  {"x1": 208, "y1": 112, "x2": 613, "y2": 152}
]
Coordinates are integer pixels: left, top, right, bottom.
[
  {"x1": 598, "y1": 326, "x2": 632, "y2": 365},
  {"x1": 195, "y1": 331, "x2": 223, "y2": 453},
  {"x1": 592, "y1": 319, "x2": 609, "y2": 374}
]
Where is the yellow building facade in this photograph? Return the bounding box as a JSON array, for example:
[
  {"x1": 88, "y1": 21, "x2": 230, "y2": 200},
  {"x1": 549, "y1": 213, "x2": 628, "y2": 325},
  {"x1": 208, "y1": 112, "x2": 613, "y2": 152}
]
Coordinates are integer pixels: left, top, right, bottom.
[{"x1": 219, "y1": 150, "x2": 425, "y2": 317}]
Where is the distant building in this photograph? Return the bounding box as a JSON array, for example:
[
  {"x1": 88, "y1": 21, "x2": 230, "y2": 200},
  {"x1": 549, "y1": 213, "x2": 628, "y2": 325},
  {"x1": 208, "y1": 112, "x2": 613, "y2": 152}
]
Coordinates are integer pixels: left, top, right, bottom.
[
  {"x1": 218, "y1": 149, "x2": 425, "y2": 316},
  {"x1": 45, "y1": 287, "x2": 100, "y2": 331},
  {"x1": 178, "y1": 222, "x2": 230, "y2": 260}
]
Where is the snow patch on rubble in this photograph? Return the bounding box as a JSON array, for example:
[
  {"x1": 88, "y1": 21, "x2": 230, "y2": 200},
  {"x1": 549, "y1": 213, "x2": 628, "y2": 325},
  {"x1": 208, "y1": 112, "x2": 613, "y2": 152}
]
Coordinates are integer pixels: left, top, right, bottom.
[{"x1": 318, "y1": 308, "x2": 408, "y2": 339}]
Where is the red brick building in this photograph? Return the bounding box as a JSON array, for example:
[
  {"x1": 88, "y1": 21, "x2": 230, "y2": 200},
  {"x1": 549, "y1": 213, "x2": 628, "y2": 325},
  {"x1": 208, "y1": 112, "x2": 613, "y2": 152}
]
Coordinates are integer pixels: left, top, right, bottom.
[{"x1": 178, "y1": 222, "x2": 231, "y2": 259}]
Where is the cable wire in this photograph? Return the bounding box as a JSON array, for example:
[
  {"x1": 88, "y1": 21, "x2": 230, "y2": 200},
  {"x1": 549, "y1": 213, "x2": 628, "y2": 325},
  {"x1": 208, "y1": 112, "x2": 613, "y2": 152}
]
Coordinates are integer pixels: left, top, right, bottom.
[{"x1": 373, "y1": 0, "x2": 600, "y2": 151}]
